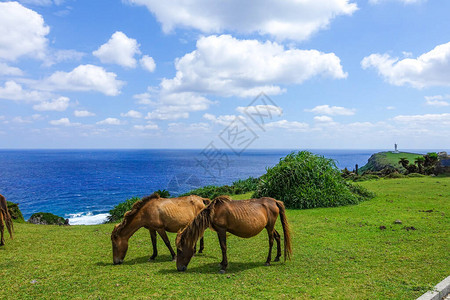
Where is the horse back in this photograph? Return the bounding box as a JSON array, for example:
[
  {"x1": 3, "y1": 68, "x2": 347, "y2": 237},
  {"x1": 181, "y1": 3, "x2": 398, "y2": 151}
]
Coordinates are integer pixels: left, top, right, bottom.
[{"x1": 213, "y1": 198, "x2": 278, "y2": 238}]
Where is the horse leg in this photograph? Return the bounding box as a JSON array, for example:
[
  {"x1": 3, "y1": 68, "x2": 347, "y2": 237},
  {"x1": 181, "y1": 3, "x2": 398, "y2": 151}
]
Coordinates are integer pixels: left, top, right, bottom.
[
  {"x1": 0, "y1": 212, "x2": 4, "y2": 246},
  {"x1": 198, "y1": 236, "x2": 204, "y2": 254},
  {"x1": 265, "y1": 226, "x2": 275, "y2": 266},
  {"x1": 148, "y1": 229, "x2": 157, "y2": 261},
  {"x1": 156, "y1": 229, "x2": 176, "y2": 261},
  {"x1": 273, "y1": 229, "x2": 281, "y2": 262},
  {"x1": 217, "y1": 229, "x2": 228, "y2": 273}
]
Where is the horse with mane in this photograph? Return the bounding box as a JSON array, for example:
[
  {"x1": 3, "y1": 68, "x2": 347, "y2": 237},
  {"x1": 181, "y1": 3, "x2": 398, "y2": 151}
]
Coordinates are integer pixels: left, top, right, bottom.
[
  {"x1": 111, "y1": 193, "x2": 210, "y2": 265},
  {"x1": 176, "y1": 196, "x2": 292, "y2": 273},
  {"x1": 0, "y1": 194, "x2": 14, "y2": 246}
]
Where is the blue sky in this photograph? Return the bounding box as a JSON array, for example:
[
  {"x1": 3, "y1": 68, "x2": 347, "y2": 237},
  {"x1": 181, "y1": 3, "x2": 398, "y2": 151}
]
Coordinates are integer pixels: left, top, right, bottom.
[{"x1": 0, "y1": 0, "x2": 449, "y2": 149}]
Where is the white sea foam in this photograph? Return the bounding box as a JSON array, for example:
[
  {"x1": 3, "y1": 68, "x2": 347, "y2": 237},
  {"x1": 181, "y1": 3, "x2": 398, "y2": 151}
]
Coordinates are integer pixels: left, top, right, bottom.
[{"x1": 67, "y1": 212, "x2": 110, "y2": 225}]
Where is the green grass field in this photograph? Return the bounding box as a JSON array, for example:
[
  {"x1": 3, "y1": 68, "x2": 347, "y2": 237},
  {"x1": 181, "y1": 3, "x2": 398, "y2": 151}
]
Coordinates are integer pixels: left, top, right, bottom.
[{"x1": 1, "y1": 177, "x2": 449, "y2": 299}]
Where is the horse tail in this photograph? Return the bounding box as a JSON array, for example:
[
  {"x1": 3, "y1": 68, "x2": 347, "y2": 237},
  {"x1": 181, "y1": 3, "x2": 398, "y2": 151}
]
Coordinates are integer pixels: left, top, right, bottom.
[{"x1": 276, "y1": 200, "x2": 292, "y2": 261}]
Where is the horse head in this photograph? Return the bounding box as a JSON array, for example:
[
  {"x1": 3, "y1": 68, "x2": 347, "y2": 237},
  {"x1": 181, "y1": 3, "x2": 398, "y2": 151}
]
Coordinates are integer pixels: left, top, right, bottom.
[{"x1": 111, "y1": 224, "x2": 128, "y2": 265}]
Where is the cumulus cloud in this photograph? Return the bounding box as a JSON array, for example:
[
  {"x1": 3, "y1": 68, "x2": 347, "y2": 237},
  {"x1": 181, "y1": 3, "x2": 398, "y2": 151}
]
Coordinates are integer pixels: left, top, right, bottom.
[
  {"x1": 0, "y1": 81, "x2": 49, "y2": 101},
  {"x1": 0, "y1": 2, "x2": 49, "y2": 61},
  {"x1": 314, "y1": 115, "x2": 334, "y2": 122},
  {"x1": 369, "y1": 0, "x2": 424, "y2": 4},
  {"x1": 49, "y1": 117, "x2": 80, "y2": 126},
  {"x1": 265, "y1": 120, "x2": 309, "y2": 132},
  {"x1": 393, "y1": 113, "x2": 450, "y2": 125},
  {"x1": 17, "y1": 0, "x2": 64, "y2": 6},
  {"x1": 96, "y1": 118, "x2": 123, "y2": 125},
  {"x1": 126, "y1": 0, "x2": 357, "y2": 41},
  {"x1": 33, "y1": 96, "x2": 69, "y2": 111},
  {"x1": 140, "y1": 55, "x2": 156, "y2": 72},
  {"x1": 134, "y1": 122, "x2": 159, "y2": 130},
  {"x1": 0, "y1": 63, "x2": 23, "y2": 76},
  {"x1": 74, "y1": 110, "x2": 96, "y2": 117},
  {"x1": 236, "y1": 105, "x2": 283, "y2": 117},
  {"x1": 39, "y1": 64, "x2": 124, "y2": 96},
  {"x1": 361, "y1": 42, "x2": 450, "y2": 88},
  {"x1": 146, "y1": 92, "x2": 211, "y2": 120},
  {"x1": 121, "y1": 110, "x2": 143, "y2": 118},
  {"x1": 306, "y1": 104, "x2": 355, "y2": 115},
  {"x1": 93, "y1": 31, "x2": 141, "y2": 68},
  {"x1": 425, "y1": 95, "x2": 450, "y2": 107},
  {"x1": 161, "y1": 35, "x2": 347, "y2": 99},
  {"x1": 203, "y1": 113, "x2": 243, "y2": 126},
  {"x1": 167, "y1": 122, "x2": 210, "y2": 133}
]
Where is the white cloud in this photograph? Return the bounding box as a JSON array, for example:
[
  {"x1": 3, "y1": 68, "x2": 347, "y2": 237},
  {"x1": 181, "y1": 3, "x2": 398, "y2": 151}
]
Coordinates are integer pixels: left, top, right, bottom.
[
  {"x1": 314, "y1": 115, "x2": 334, "y2": 122},
  {"x1": 134, "y1": 122, "x2": 159, "y2": 130},
  {"x1": 369, "y1": 0, "x2": 424, "y2": 4},
  {"x1": 203, "y1": 113, "x2": 242, "y2": 126},
  {"x1": 236, "y1": 105, "x2": 283, "y2": 117},
  {"x1": 146, "y1": 92, "x2": 211, "y2": 120},
  {"x1": 393, "y1": 113, "x2": 450, "y2": 125},
  {"x1": 161, "y1": 35, "x2": 347, "y2": 99},
  {"x1": 126, "y1": 0, "x2": 357, "y2": 41},
  {"x1": 306, "y1": 104, "x2": 355, "y2": 115},
  {"x1": 74, "y1": 110, "x2": 96, "y2": 117},
  {"x1": 33, "y1": 96, "x2": 69, "y2": 111},
  {"x1": 0, "y1": 63, "x2": 23, "y2": 76},
  {"x1": 39, "y1": 64, "x2": 124, "y2": 96},
  {"x1": 0, "y1": 2, "x2": 49, "y2": 61},
  {"x1": 44, "y1": 49, "x2": 85, "y2": 67},
  {"x1": 93, "y1": 31, "x2": 140, "y2": 68},
  {"x1": 121, "y1": 110, "x2": 143, "y2": 118},
  {"x1": 49, "y1": 117, "x2": 80, "y2": 126},
  {"x1": 361, "y1": 42, "x2": 450, "y2": 88},
  {"x1": 167, "y1": 122, "x2": 210, "y2": 133},
  {"x1": 425, "y1": 95, "x2": 450, "y2": 107},
  {"x1": 96, "y1": 118, "x2": 123, "y2": 125},
  {"x1": 13, "y1": 116, "x2": 32, "y2": 124},
  {"x1": 265, "y1": 120, "x2": 309, "y2": 132},
  {"x1": 140, "y1": 55, "x2": 156, "y2": 72},
  {"x1": 0, "y1": 81, "x2": 49, "y2": 101},
  {"x1": 17, "y1": 0, "x2": 64, "y2": 6}
]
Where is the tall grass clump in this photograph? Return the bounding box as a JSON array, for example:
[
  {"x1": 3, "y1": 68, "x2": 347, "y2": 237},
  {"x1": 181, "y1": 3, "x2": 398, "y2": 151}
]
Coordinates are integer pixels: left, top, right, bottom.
[{"x1": 254, "y1": 151, "x2": 373, "y2": 209}]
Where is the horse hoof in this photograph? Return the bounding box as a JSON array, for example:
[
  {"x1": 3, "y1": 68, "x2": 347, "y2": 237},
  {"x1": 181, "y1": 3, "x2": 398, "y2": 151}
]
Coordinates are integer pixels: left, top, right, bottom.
[
  {"x1": 274, "y1": 258, "x2": 280, "y2": 262},
  {"x1": 148, "y1": 258, "x2": 155, "y2": 262},
  {"x1": 265, "y1": 262, "x2": 271, "y2": 266},
  {"x1": 219, "y1": 269, "x2": 226, "y2": 274}
]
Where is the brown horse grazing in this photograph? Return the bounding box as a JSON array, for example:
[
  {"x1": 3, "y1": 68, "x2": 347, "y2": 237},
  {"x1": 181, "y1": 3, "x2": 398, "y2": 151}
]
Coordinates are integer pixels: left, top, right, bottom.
[
  {"x1": 0, "y1": 194, "x2": 14, "y2": 246},
  {"x1": 176, "y1": 196, "x2": 292, "y2": 273},
  {"x1": 111, "y1": 193, "x2": 210, "y2": 265}
]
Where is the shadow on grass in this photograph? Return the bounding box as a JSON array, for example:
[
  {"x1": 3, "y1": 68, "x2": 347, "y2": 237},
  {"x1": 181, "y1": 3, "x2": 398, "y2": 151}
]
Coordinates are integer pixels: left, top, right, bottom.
[
  {"x1": 158, "y1": 261, "x2": 276, "y2": 274},
  {"x1": 95, "y1": 253, "x2": 218, "y2": 267}
]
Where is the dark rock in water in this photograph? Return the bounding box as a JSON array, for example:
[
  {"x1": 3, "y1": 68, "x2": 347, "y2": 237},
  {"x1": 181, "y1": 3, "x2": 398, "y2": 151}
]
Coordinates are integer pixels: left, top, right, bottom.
[
  {"x1": 394, "y1": 219, "x2": 402, "y2": 225},
  {"x1": 28, "y1": 212, "x2": 68, "y2": 225}
]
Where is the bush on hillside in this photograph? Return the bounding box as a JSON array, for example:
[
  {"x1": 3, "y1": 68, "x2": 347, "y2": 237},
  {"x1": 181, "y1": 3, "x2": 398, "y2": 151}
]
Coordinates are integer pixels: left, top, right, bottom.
[
  {"x1": 180, "y1": 177, "x2": 259, "y2": 199},
  {"x1": 6, "y1": 201, "x2": 25, "y2": 223},
  {"x1": 106, "y1": 196, "x2": 140, "y2": 223},
  {"x1": 28, "y1": 212, "x2": 67, "y2": 225},
  {"x1": 254, "y1": 151, "x2": 374, "y2": 209}
]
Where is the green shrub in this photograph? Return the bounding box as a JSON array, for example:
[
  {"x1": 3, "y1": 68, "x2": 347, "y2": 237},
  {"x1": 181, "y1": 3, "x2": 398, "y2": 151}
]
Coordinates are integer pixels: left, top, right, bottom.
[
  {"x1": 106, "y1": 196, "x2": 140, "y2": 223},
  {"x1": 181, "y1": 177, "x2": 259, "y2": 199},
  {"x1": 6, "y1": 201, "x2": 25, "y2": 223},
  {"x1": 385, "y1": 172, "x2": 405, "y2": 179},
  {"x1": 254, "y1": 151, "x2": 374, "y2": 209},
  {"x1": 407, "y1": 173, "x2": 425, "y2": 178},
  {"x1": 28, "y1": 212, "x2": 66, "y2": 225}
]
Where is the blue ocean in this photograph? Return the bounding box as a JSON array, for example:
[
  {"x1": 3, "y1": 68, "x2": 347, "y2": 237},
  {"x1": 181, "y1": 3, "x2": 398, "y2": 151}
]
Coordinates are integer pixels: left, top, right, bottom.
[{"x1": 0, "y1": 149, "x2": 418, "y2": 224}]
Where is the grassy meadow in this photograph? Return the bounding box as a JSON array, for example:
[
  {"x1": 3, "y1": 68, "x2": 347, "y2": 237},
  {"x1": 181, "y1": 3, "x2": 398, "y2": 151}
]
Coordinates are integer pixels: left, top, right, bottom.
[{"x1": 0, "y1": 177, "x2": 449, "y2": 299}]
